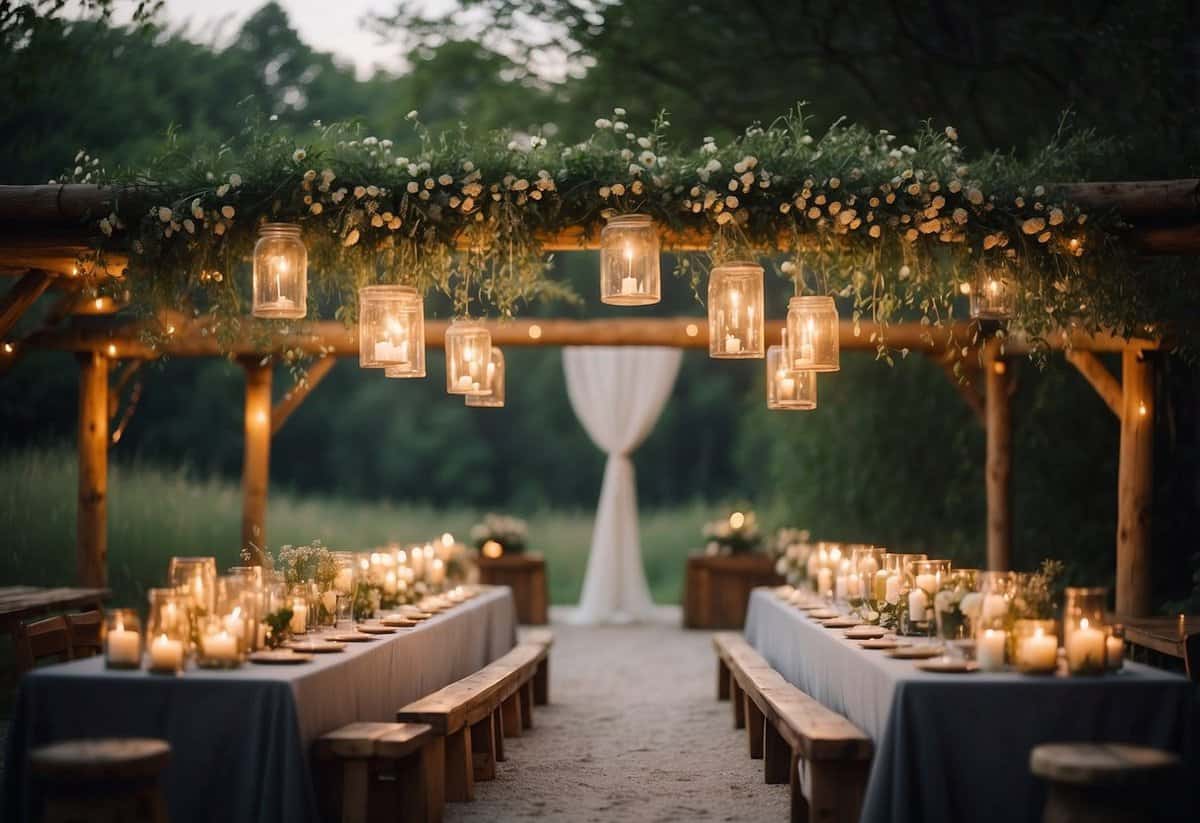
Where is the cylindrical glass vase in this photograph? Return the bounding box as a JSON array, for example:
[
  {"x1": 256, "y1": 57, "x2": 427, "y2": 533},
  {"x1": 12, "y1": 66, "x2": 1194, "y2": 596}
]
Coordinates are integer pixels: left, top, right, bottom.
[
  {"x1": 708, "y1": 262, "x2": 765, "y2": 358},
  {"x1": 466, "y1": 348, "x2": 506, "y2": 408},
  {"x1": 786, "y1": 296, "x2": 839, "y2": 372},
  {"x1": 444, "y1": 322, "x2": 492, "y2": 396},
  {"x1": 766, "y1": 344, "x2": 816, "y2": 410},
  {"x1": 1063, "y1": 586, "x2": 1108, "y2": 676},
  {"x1": 252, "y1": 223, "x2": 307, "y2": 319},
  {"x1": 600, "y1": 214, "x2": 660, "y2": 306},
  {"x1": 146, "y1": 589, "x2": 187, "y2": 673},
  {"x1": 358, "y1": 285, "x2": 425, "y2": 375},
  {"x1": 1013, "y1": 618, "x2": 1059, "y2": 674}
]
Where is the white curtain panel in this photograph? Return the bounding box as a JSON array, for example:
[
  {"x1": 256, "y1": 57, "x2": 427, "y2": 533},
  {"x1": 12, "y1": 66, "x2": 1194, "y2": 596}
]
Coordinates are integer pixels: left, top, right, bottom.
[{"x1": 562, "y1": 346, "x2": 683, "y2": 624}]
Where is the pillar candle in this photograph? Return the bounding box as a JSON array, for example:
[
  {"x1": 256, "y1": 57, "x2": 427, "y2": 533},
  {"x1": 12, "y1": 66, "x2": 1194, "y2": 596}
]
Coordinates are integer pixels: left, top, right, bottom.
[
  {"x1": 289, "y1": 600, "x2": 308, "y2": 634},
  {"x1": 885, "y1": 574, "x2": 901, "y2": 604},
  {"x1": 835, "y1": 575, "x2": 848, "y2": 601},
  {"x1": 106, "y1": 624, "x2": 141, "y2": 666},
  {"x1": 874, "y1": 570, "x2": 890, "y2": 602},
  {"x1": 977, "y1": 629, "x2": 1006, "y2": 671},
  {"x1": 149, "y1": 634, "x2": 184, "y2": 672},
  {"x1": 816, "y1": 567, "x2": 833, "y2": 597},
  {"x1": 201, "y1": 630, "x2": 238, "y2": 661},
  {"x1": 1066, "y1": 619, "x2": 1106, "y2": 673},
  {"x1": 1105, "y1": 635, "x2": 1125, "y2": 671},
  {"x1": 1019, "y1": 629, "x2": 1058, "y2": 671},
  {"x1": 907, "y1": 587, "x2": 929, "y2": 622}
]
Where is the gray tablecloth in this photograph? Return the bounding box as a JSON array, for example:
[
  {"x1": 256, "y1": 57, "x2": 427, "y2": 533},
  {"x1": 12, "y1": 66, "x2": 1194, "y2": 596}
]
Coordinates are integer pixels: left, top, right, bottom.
[
  {"x1": 744, "y1": 589, "x2": 1196, "y2": 823},
  {"x1": 3, "y1": 586, "x2": 517, "y2": 823}
]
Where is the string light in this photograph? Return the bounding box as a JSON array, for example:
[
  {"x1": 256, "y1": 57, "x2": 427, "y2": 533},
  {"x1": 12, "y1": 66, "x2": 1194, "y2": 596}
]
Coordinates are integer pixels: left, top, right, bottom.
[
  {"x1": 1138, "y1": 401, "x2": 1147, "y2": 417},
  {"x1": 528, "y1": 324, "x2": 542, "y2": 340},
  {"x1": 106, "y1": 344, "x2": 117, "y2": 357},
  {"x1": 685, "y1": 323, "x2": 699, "y2": 337}
]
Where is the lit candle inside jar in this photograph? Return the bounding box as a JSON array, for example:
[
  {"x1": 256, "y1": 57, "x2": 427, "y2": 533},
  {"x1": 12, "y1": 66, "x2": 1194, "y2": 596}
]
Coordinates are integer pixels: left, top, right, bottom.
[
  {"x1": 429, "y1": 558, "x2": 446, "y2": 586},
  {"x1": 816, "y1": 567, "x2": 833, "y2": 597},
  {"x1": 907, "y1": 587, "x2": 929, "y2": 622},
  {"x1": 977, "y1": 628, "x2": 1007, "y2": 671},
  {"x1": 149, "y1": 634, "x2": 184, "y2": 672},
  {"x1": 885, "y1": 574, "x2": 901, "y2": 604},
  {"x1": 725, "y1": 335, "x2": 742, "y2": 354},
  {"x1": 289, "y1": 600, "x2": 308, "y2": 634},
  {"x1": 1105, "y1": 634, "x2": 1125, "y2": 671},
  {"x1": 777, "y1": 371, "x2": 796, "y2": 399},
  {"x1": 874, "y1": 569, "x2": 890, "y2": 601},
  {"x1": 796, "y1": 318, "x2": 816, "y2": 367},
  {"x1": 223, "y1": 607, "x2": 245, "y2": 644},
  {"x1": 456, "y1": 374, "x2": 473, "y2": 390},
  {"x1": 106, "y1": 620, "x2": 141, "y2": 666},
  {"x1": 1066, "y1": 618, "x2": 1106, "y2": 673},
  {"x1": 1020, "y1": 627, "x2": 1058, "y2": 671},
  {"x1": 202, "y1": 629, "x2": 239, "y2": 662}
]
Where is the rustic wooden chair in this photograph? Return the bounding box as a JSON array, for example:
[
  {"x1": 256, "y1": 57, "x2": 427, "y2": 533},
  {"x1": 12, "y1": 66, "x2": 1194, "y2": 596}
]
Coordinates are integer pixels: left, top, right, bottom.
[
  {"x1": 13, "y1": 615, "x2": 71, "y2": 675},
  {"x1": 714, "y1": 632, "x2": 874, "y2": 823},
  {"x1": 30, "y1": 738, "x2": 171, "y2": 823},
  {"x1": 1031, "y1": 742, "x2": 1181, "y2": 823},
  {"x1": 395, "y1": 640, "x2": 547, "y2": 802},
  {"x1": 65, "y1": 610, "x2": 104, "y2": 659},
  {"x1": 315, "y1": 721, "x2": 441, "y2": 823}
]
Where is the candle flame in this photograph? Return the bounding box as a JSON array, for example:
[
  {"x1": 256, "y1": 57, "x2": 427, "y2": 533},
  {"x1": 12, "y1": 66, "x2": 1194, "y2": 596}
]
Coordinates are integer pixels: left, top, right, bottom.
[{"x1": 1080, "y1": 618, "x2": 1089, "y2": 630}]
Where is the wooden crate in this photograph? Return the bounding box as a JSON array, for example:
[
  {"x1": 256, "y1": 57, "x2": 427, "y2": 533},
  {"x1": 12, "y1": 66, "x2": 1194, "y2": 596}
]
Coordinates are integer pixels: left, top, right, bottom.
[
  {"x1": 477, "y1": 554, "x2": 549, "y2": 625},
  {"x1": 683, "y1": 554, "x2": 783, "y2": 630}
]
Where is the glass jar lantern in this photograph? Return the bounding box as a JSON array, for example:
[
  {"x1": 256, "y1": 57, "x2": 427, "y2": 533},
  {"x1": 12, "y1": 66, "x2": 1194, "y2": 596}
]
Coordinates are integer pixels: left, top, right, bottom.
[
  {"x1": 146, "y1": 588, "x2": 187, "y2": 673},
  {"x1": 226, "y1": 567, "x2": 263, "y2": 652},
  {"x1": 905, "y1": 559, "x2": 951, "y2": 636},
  {"x1": 1106, "y1": 624, "x2": 1125, "y2": 672},
  {"x1": 1063, "y1": 586, "x2": 1108, "y2": 675},
  {"x1": 168, "y1": 556, "x2": 216, "y2": 621},
  {"x1": 1013, "y1": 619, "x2": 1059, "y2": 674},
  {"x1": 786, "y1": 296, "x2": 839, "y2": 372},
  {"x1": 766, "y1": 344, "x2": 816, "y2": 410},
  {"x1": 466, "y1": 348, "x2": 506, "y2": 408},
  {"x1": 252, "y1": 223, "x2": 307, "y2": 319},
  {"x1": 359, "y1": 285, "x2": 425, "y2": 375},
  {"x1": 878, "y1": 553, "x2": 927, "y2": 630},
  {"x1": 600, "y1": 214, "x2": 660, "y2": 306},
  {"x1": 708, "y1": 262, "x2": 765, "y2": 358},
  {"x1": 444, "y1": 322, "x2": 492, "y2": 396},
  {"x1": 970, "y1": 263, "x2": 1017, "y2": 320},
  {"x1": 848, "y1": 545, "x2": 884, "y2": 620},
  {"x1": 104, "y1": 609, "x2": 142, "y2": 670}
]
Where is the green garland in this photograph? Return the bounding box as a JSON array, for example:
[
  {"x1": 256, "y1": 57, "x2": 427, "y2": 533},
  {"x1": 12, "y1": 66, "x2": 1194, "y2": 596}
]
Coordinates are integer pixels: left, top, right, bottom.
[{"x1": 65, "y1": 105, "x2": 1191, "y2": 357}]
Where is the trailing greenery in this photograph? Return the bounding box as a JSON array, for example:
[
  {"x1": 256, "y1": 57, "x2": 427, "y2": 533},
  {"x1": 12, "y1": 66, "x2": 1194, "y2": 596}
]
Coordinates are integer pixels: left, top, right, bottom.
[{"x1": 68, "y1": 106, "x2": 1194, "y2": 359}]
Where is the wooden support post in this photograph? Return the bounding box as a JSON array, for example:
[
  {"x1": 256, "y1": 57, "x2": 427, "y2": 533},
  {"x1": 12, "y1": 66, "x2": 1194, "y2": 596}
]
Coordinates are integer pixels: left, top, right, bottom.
[
  {"x1": 984, "y1": 341, "x2": 1013, "y2": 571},
  {"x1": 745, "y1": 695, "x2": 765, "y2": 759},
  {"x1": 1117, "y1": 348, "x2": 1155, "y2": 616},
  {"x1": 0, "y1": 269, "x2": 52, "y2": 337},
  {"x1": 77, "y1": 351, "x2": 108, "y2": 587},
  {"x1": 239, "y1": 357, "x2": 272, "y2": 564}
]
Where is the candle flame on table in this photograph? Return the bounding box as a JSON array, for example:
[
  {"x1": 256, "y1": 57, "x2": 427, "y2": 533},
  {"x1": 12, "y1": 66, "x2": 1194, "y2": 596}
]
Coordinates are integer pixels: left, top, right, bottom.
[
  {"x1": 729, "y1": 511, "x2": 745, "y2": 529},
  {"x1": 441, "y1": 532, "x2": 455, "y2": 548}
]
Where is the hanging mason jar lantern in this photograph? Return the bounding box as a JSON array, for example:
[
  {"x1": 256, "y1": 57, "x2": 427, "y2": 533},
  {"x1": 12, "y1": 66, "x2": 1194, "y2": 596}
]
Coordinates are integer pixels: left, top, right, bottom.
[
  {"x1": 708, "y1": 261, "x2": 765, "y2": 359},
  {"x1": 252, "y1": 223, "x2": 307, "y2": 319},
  {"x1": 600, "y1": 214, "x2": 660, "y2": 306},
  {"x1": 358, "y1": 285, "x2": 425, "y2": 376},
  {"x1": 970, "y1": 262, "x2": 1017, "y2": 320},
  {"x1": 466, "y1": 348, "x2": 506, "y2": 408},
  {"x1": 444, "y1": 321, "x2": 492, "y2": 395},
  {"x1": 766, "y1": 341, "x2": 816, "y2": 410},
  {"x1": 786, "y1": 295, "x2": 839, "y2": 372}
]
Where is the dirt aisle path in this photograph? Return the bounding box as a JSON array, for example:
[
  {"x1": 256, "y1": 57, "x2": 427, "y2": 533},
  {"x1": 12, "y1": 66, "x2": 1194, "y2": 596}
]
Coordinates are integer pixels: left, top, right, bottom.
[{"x1": 447, "y1": 614, "x2": 789, "y2": 822}]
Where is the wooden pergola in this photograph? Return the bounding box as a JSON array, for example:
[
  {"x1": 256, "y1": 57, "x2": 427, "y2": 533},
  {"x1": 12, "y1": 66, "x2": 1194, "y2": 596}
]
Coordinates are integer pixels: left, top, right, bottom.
[{"x1": 2, "y1": 180, "x2": 1198, "y2": 617}]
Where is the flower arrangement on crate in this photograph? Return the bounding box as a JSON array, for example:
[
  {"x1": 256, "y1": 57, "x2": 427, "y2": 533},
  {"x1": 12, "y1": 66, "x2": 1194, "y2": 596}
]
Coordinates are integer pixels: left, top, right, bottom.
[
  {"x1": 703, "y1": 509, "x2": 763, "y2": 556},
  {"x1": 471, "y1": 514, "x2": 528, "y2": 557},
  {"x1": 770, "y1": 528, "x2": 812, "y2": 584}
]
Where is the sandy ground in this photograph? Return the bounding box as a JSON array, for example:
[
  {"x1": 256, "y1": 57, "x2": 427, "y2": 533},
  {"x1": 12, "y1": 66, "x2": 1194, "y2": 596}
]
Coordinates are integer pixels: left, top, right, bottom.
[{"x1": 447, "y1": 609, "x2": 790, "y2": 823}]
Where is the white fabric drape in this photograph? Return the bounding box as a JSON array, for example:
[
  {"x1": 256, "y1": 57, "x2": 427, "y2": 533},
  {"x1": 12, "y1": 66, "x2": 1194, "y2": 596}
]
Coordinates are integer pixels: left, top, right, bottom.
[{"x1": 562, "y1": 346, "x2": 683, "y2": 624}]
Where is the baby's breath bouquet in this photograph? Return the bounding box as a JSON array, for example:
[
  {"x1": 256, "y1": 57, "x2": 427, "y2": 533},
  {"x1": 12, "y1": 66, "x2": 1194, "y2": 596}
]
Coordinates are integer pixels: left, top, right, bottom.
[
  {"x1": 770, "y1": 528, "x2": 812, "y2": 583},
  {"x1": 470, "y1": 514, "x2": 528, "y2": 555},
  {"x1": 274, "y1": 540, "x2": 337, "y2": 588},
  {"x1": 703, "y1": 509, "x2": 763, "y2": 556}
]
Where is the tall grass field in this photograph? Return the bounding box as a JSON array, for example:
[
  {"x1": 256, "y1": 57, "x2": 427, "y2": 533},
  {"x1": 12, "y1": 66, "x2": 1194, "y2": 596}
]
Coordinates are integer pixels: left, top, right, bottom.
[{"x1": 0, "y1": 447, "x2": 712, "y2": 608}]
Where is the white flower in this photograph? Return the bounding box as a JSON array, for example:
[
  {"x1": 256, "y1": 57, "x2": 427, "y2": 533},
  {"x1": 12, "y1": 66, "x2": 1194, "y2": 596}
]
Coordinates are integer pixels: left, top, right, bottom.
[
  {"x1": 613, "y1": 107, "x2": 626, "y2": 116},
  {"x1": 952, "y1": 208, "x2": 968, "y2": 225},
  {"x1": 703, "y1": 159, "x2": 721, "y2": 174},
  {"x1": 613, "y1": 121, "x2": 627, "y2": 133},
  {"x1": 944, "y1": 126, "x2": 958, "y2": 141},
  {"x1": 216, "y1": 184, "x2": 230, "y2": 198},
  {"x1": 292, "y1": 149, "x2": 306, "y2": 162},
  {"x1": 331, "y1": 188, "x2": 346, "y2": 203},
  {"x1": 637, "y1": 137, "x2": 652, "y2": 149},
  {"x1": 363, "y1": 136, "x2": 378, "y2": 146},
  {"x1": 183, "y1": 219, "x2": 195, "y2": 234},
  {"x1": 594, "y1": 118, "x2": 613, "y2": 129},
  {"x1": 701, "y1": 142, "x2": 718, "y2": 154},
  {"x1": 303, "y1": 169, "x2": 316, "y2": 182},
  {"x1": 800, "y1": 135, "x2": 814, "y2": 145},
  {"x1": 366, "y1": 185, "x2": 380, "y2": 197},
  {"x1": 1022, "y1": 217, "x2": 1046, "y2": 234},
  {"x1": 310, "y1": 202, "x2": 323, "y2": 215},
  {"x1": 406, "y1": 181, "x2": 419, "y2": 194},
  {"x1": 620, "y1": 148, "x2": 633, "y2": 160},
  {"x1": 628, "y1": 163, "x2": 642, "y2": 176},
  {"x1": 462, "y1": 160, "x2": 475, "y2": 172},
  {"x1": 530, "y1": 135, "x2": 547, "y2": 149},
  {"x1": 639, "y1": 151, "x2": 656, "y2": 166},
  {"x1": 228, "y1": 173, "x2": 242, "y2": 187},
  {"x1": 438, "y1": 174, "x2": 453, "y2": 186},
  {"x1": 157, "y1": 207, "x2": 172, "y2": 223},
  {"x1": 781, "y1": 261, "x2": 796, "y2": 274},
  {"x1": 406, "y1": 110, "x2": 419, "y2": 121},
  {"x1": 99, "y1": 218, "x2": 112, "y2": 236},
  {"x1": 380, "y1": 139, "x2": 393, "y2": 149}
]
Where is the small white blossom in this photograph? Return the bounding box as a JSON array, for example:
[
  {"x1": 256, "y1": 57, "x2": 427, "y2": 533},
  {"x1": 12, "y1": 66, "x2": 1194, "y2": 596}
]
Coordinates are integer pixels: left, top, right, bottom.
[
  {"x1": 157, "y1": 207, "x2": 172, "y2": 223},
  {"x1": 594, "y1": 118, "x2": 613, "y2": 129},
  {"x1": 639, "y1": 151, "x2": 656, "y2": 166},
  {"x1": 406, "y1": 110, "x2": 419, "y2": 121},
  {"x1": 613, "y1": 121, "x2": 628, "y2": 133},
  {"x1": 228, "y1": 173, "x2": 242, "y2": 187},
  {"x1": 944, "y1": 126, "x2": 958, "y2": 141},
  {"x1": 216, "y1": 184, "x2": 230, "y2": 198},
  {"x1": 292, "y1": 149, "x2": 306, "y2": 162},
  {"x1": 613, "y1": 107, "x2": 626, "y2": 116}
]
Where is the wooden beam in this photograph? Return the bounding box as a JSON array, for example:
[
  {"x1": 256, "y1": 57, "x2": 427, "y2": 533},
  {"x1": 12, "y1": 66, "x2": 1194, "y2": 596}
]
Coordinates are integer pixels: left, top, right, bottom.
[
  {"x1": 1116, "y1": 347, "x2": 1155, "y2": 616},
  {"x1": 1054, "y1": 180, "x2": 1200, "y2": 220},
  {"x1": 77, "y1": 351, "x2": 108, "y2": 588},
  {"x1": 240, "y1": 357, "x2": 272, "y2": 564},
  {"x1": 984, "y1": 341, "x2": 1013, "y2": 571},
  {"x1": 108, "y1": 360, "x2": 142, "y2": 420},
  {"x1": 1065, "y1": 350, "x2": 1122, "y2": 418},
  {"x1": 271, "y1": 356, "x2": 336, "y2": 436},
  {"x1": 23, "y1": 318, "x2": 1147, "y2": 360},
  {"x1": 0, "y1": 270, "x2": 52, "y2": 337}
]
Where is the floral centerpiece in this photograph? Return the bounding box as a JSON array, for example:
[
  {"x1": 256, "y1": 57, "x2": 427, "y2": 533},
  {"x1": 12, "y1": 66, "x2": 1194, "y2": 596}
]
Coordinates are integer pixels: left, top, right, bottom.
[
  {"x1": 471, "y1": 514, "x2": 528, "y2": 556},
  {"x1": 703, "y1": 509, "x2": 763, "y2": 556},
  {"x1": 770, "y1": 528, "x2": 812, "y2": 584}
]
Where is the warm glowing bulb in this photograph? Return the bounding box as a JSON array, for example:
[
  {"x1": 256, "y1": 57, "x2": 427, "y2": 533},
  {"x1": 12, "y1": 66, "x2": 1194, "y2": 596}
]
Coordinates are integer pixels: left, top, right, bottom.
[
  {"x1": 993, "y1": 360, "x2": 1007, "y2": 375},
  {"x1": 254, "y1": 410, "x2": 267, "y2": 425},
  {"x1": 106, "y1": 344, "x2": 117, "y2": 357},
  {"x1": 1080, "y1": 618, "x2": 1089, "y2": 631},
  {"x1": 482, "y1": 539, "x2": 503, "y2": 559},
  {"x1": 685, "y1": 323, "x2": 699, "y2": 337},
  {"x1": 528, "y1": 324, "x2": 543, "y2": 340},
  {"x1": 729, "y1": 511, "x2": 745, "y2": 529},
  {"x1": 1138, "y1": 401, "x2": 1147, "y2": 417},
  {"x1": 441, "y1": 532, "x2": 454, "y2": 548},
  {"x1": 2, "y1": 343, "x2": 12, "y2": 354},
  {"x1": 94, "y1": 298, "x2": 104, "y2": 309},
  {"x1": 959, "y1": 282, "x2": 972, "y2": 295}
]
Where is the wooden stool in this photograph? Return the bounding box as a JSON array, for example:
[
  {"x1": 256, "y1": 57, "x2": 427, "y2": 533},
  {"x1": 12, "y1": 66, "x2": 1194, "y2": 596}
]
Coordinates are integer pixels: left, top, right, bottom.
[
  {"x1": 1031, "y1": 743, "x2": 1181, "y2": 823},
  {"x1": 315, "y1": 722, "x2": 442, "y2": 823},
  {"x1": 31, "y1": 738, "x2": 171, "y2": 823}
]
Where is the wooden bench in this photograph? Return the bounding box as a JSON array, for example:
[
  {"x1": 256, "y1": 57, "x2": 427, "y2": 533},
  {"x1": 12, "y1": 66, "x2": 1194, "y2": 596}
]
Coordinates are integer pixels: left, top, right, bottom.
[
  {"x1": 314, "y1": 722, "x2": 441, "y2": 823},
  {"x1": 523, "y1": 627, "x2": 554, "y2": 707},
  {"x1": 714, "y1": 632, "x2": 873, "y2": 823},
  {"x1": 395, "y1": 641, "x2": 547, "y2": 802}
]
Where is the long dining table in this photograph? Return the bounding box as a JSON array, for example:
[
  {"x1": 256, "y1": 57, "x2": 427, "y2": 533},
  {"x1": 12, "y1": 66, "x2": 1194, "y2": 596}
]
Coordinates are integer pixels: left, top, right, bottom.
[
  {"x1": 3, "y1": 585, "x2": 517, "y2": 823},
  {"x1": 744, "y1": 588, "x2": 1196, "y2": 823}
]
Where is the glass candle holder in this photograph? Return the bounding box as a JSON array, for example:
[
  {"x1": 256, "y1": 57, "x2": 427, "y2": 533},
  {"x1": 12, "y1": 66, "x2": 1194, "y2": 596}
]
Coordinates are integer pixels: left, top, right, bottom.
[
  {"x1": 708, "y1": 262, "x2": 765, "y2": 359},
  {"x1": 168, "y1": 557, "x2": 216, "y2": 615},
  {"x1": 786, "y1": 296, "x2": 839, "y2": 372},
  {"x1": 813, "y1": 542, "x2": 841, "y2": 599},
  {"x1": 904, "y1": 559, "x2": 951, "y2": 636},
  {"x1": 1013, "y1": 619, "x2": 1059, "y2": 674},
  {"x1": 104, "y1": 609, "x2": 142, "y2": 669},
  {"x1": 289, "y1": 585, "x2": 310, "y2": 635},
  {"x1": 444, "y1": 322, "x2": 492, "y2": 396},
  {"x1": 466, "y1": 348, "x2": 506, "y2": 408},
  {"x1": 600, "y1": 214, "x2": 660, "y2": 306},
  {"x1": 878, "y1": 553, "x2": 926, "y2": 630},
  {"x1": 252, "y1": 223, "x2": 307, "y2": 319},
  {"x1": 146, "y1": 589, "x2": 187, "y2": 673},
  {"x1": 766, "y1": 343, "x2": 816, "y2": 410},
  {"x1": 848, "y1": 545, "x2": 884, "y2": 621},
  {"x1": 359, "y1": 285, "x2": 425, "y2": 376},
  {"x1": 970, "y1": 262, "x2": 1016, "y2": 320},
  {"x1": 1063, "y1": 586, "x2": 1108, "y2": 675},
  {"x1": 196, "y1": 616, "x2": 242, "y2": 669},
  {"x1": 224, "y1": 569, "x2": 263, "y2": 652},
  {"x1": 1106, "y1": 624, "x2": 1125, "y2": 672},
  {"x1": 833, "y1": 557, "x2": 854, "y2": 606},
  {"x1": 934, "y1": 569, "x2": 979, "y2": 655}
]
